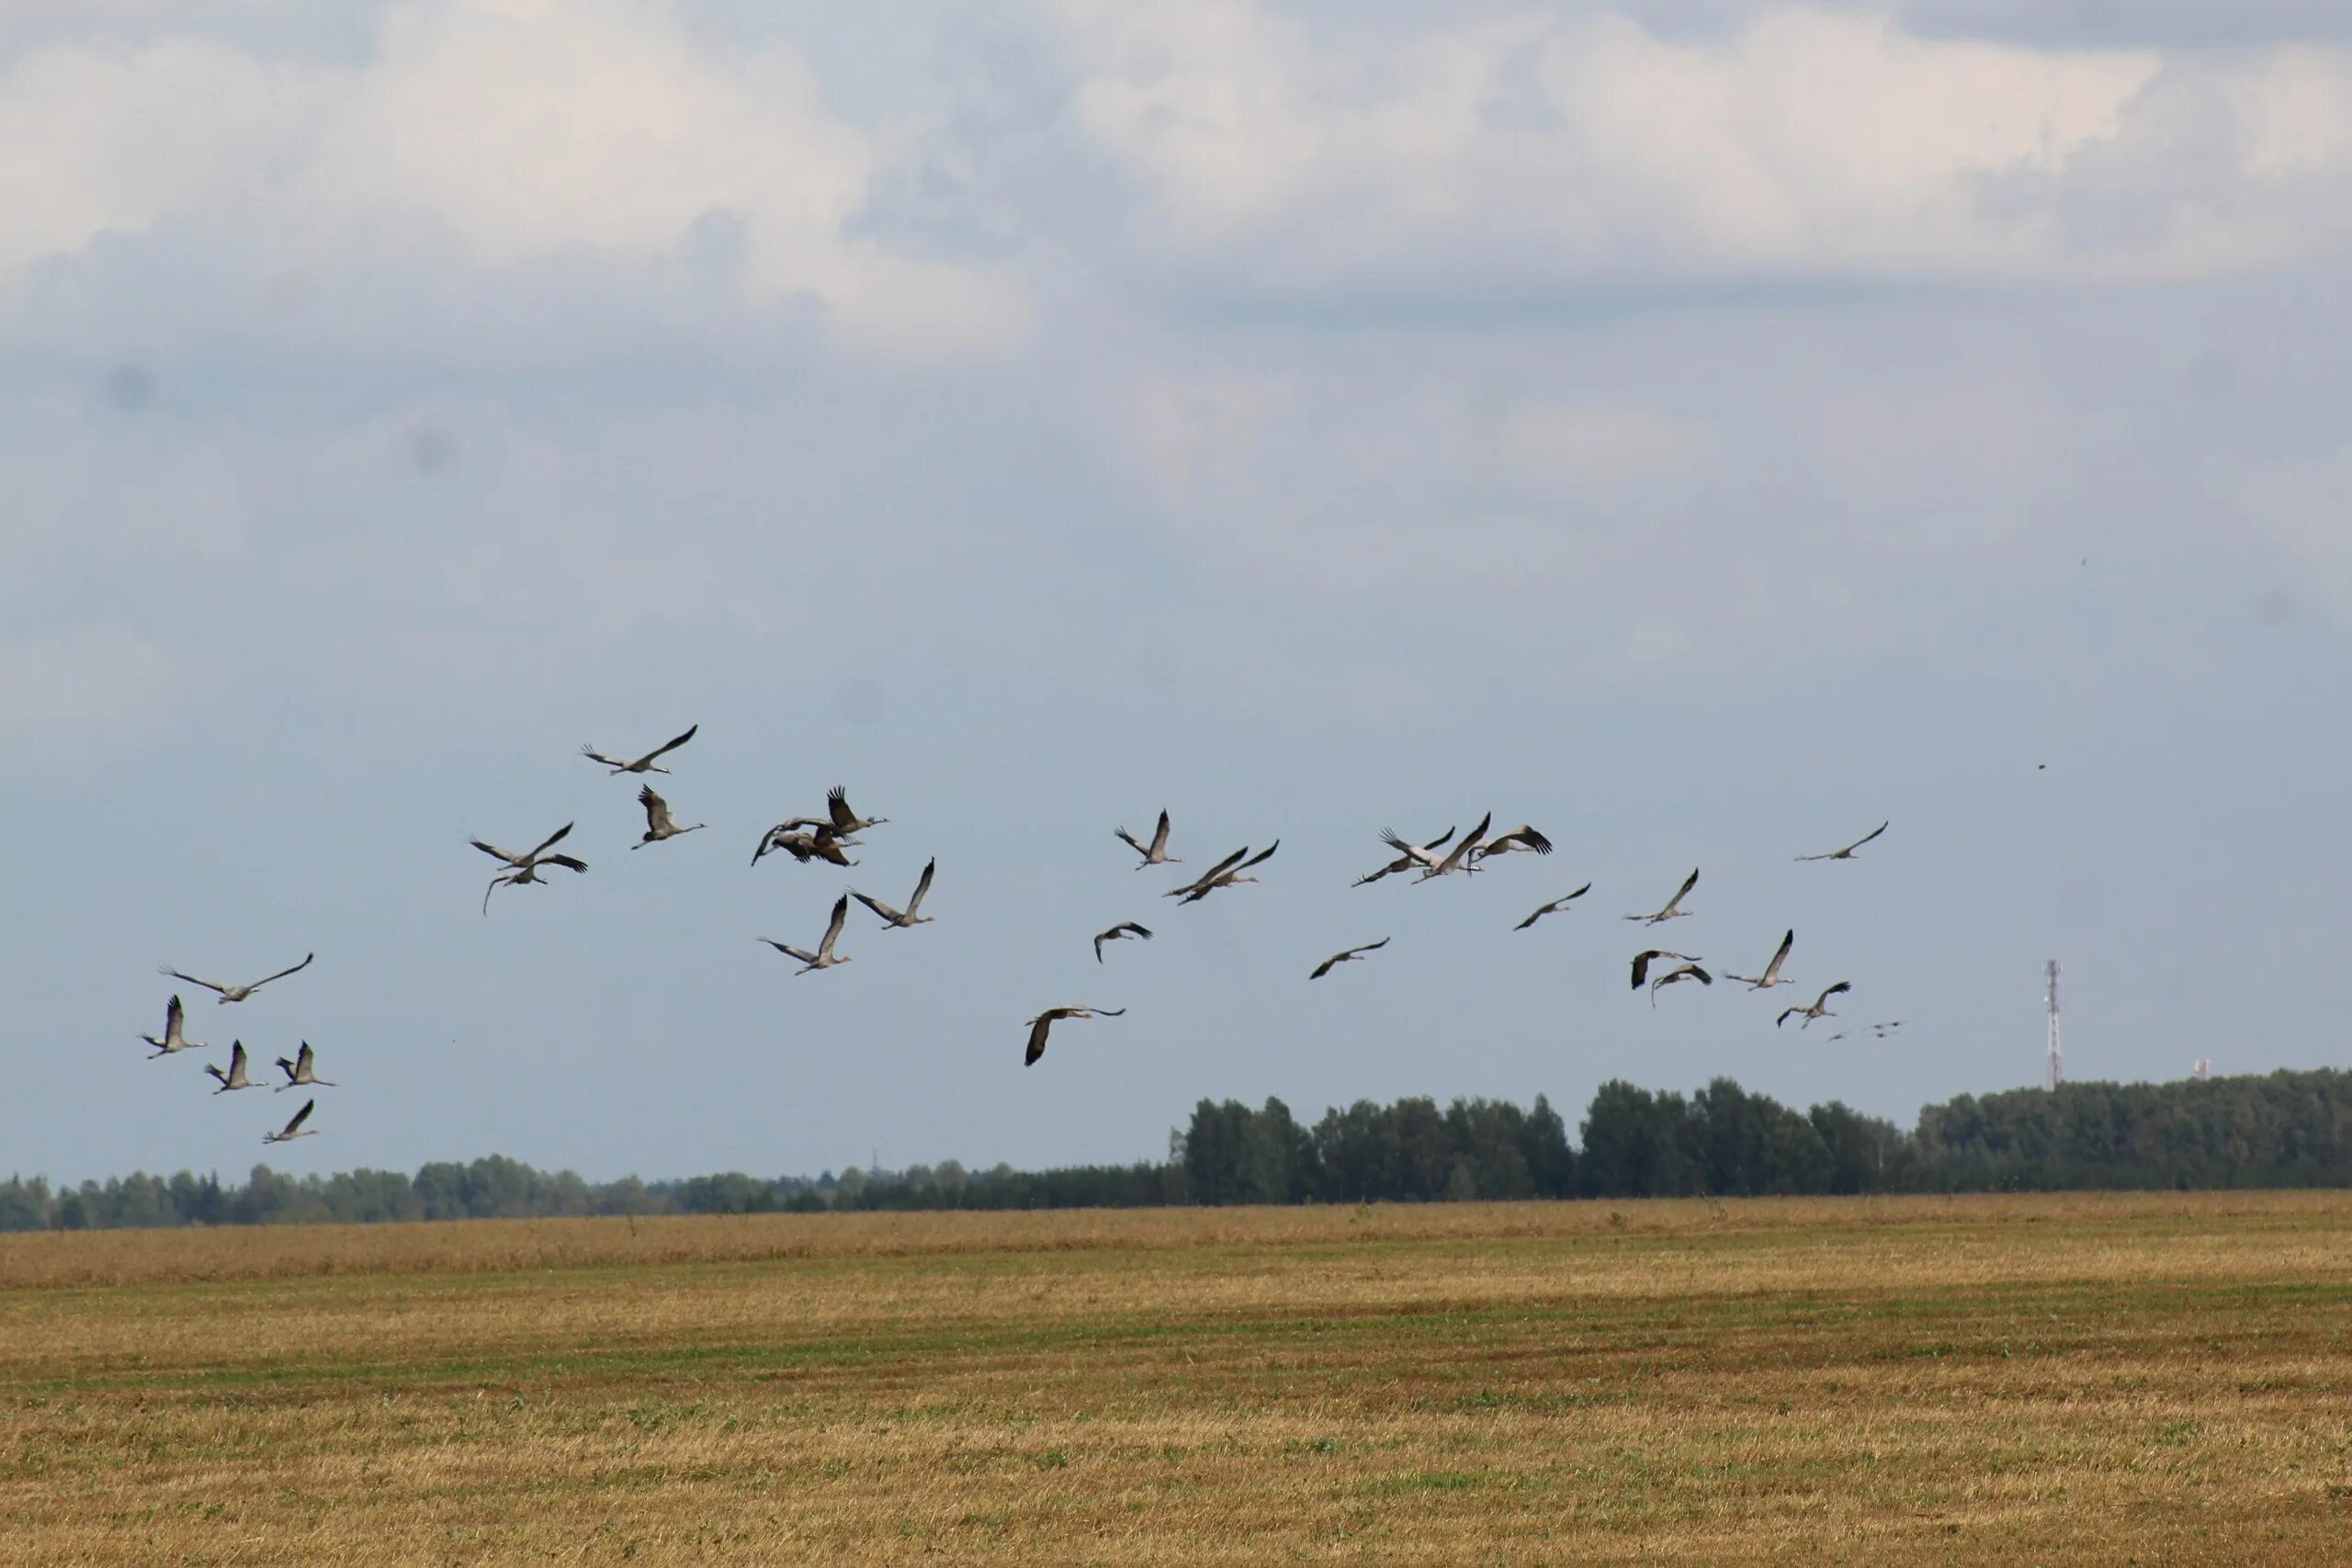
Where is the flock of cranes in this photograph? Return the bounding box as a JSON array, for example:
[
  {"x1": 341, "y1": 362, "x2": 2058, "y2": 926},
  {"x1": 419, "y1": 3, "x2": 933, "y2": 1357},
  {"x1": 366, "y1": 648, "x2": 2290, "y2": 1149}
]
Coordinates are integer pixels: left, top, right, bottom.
[
  {"x1": 141, "y1": 960, "x2": 330, "y2": 1147},
  {"x1": 134, "y1": 721, "x2": 1905, "y2": 1148}
]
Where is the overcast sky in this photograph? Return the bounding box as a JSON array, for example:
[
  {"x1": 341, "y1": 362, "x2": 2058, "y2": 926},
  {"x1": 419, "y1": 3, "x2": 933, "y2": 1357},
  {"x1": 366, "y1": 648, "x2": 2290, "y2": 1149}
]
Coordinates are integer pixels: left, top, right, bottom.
[{"x1": 5, "y1": 0, "x2": 2347, "y2": 1185}]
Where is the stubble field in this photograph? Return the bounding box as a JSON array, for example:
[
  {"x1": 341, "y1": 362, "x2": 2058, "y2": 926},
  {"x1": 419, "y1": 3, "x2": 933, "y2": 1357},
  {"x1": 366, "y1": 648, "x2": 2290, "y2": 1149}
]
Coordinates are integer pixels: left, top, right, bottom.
[{"x1": 3, "y1": 1193, "x2": 2349, "y2": 1564}]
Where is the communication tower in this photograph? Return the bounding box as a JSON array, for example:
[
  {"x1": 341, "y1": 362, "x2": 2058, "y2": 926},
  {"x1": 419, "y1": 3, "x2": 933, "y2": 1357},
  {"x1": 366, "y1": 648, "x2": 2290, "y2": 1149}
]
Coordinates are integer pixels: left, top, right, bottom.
[
  {"x1": 2044, "y1": 960, "x2": 2064, "y2": 1091},
  {"x1": 2193, "y1": 1058, "x2": 2210, "y2": 1081}
]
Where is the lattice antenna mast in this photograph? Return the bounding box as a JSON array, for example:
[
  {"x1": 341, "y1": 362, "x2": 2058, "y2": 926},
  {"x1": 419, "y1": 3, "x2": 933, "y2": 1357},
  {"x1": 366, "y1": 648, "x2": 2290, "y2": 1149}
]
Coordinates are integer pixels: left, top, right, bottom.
[{"x1": 2044, "y1": 960, "x2": 2064, "y2": 1091}]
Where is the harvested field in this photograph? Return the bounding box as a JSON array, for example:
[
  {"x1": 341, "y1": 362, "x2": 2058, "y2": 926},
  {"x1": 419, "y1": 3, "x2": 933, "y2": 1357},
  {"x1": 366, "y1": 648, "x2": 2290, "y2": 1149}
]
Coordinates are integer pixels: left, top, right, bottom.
[{"x1": 4, "y1": 1192, "x2": 2349, "y2": 1563}]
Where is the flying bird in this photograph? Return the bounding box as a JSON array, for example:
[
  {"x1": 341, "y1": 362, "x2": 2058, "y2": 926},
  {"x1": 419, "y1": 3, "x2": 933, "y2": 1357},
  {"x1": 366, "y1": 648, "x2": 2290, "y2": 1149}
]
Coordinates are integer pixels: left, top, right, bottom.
[
  {"x1": 853, "y1": 859, "x2": 936, "y2": 929},
  {"x1": 1796, "y1": 821, "x2": 1889, "y2": 863},
  {"x1": 751, "y1": 819, "x2": 858, "y2": 868},
  {"x1": 1093, "y1": 922, "x2": 1152, "y2": 963},
  {"x1": 159, "y1": 953, "x2": 315, "y2": 1005},
  {"x1": 1724, "y1": 930, "x2": 1796, "y2": 990},
  {"x1": 1778, "y1": 981, "x2": 1852, "y2": 1030},
  {"x1": 1473, "y1": 824, "x2": 1554, "y2": 863},
  {"x1": 1166, "y1": 846, "x2": 1250, "y2": 900},
  {"x1": 826, "y1": 786, "x2": 888, "y2": 836},
  {"x1": 1114, "y1": 811, "x2": 1181, "y2": 868},
  {"x1": 1023, "y1": 1005, "x2": 1125, "y2": 1067},
  {"x1": 1310, "y1": 938, "x2": 1390, "y2": 979},
  {"x1": 1648, "y1": 963, "x2": 1712, "y2": 1006},
  {"x1": 1413, "y1": 812, "x2": 1492, "y2": 882},
  {"x1": 274, "y1": 1042, "x2": 336, "y2": 1091},
  {"x1": 206, "y1": 1041, "x2": 263, "y2": 1093},
  {"x1": 582, "y1": 724, "x2": 698, "y2": 775},
  {"x1": 1624, "y1": 868, "x2": 1700, "y2": 925},
  {"x1": 264, "y1": 1098, "x2": 317, "y2": 1145},
  {"x1": 1515, "y1": 884, "x2": 1593, "y2": 931},
  {"x1": 1629, "y1": 949, "x2": 1703, "y2": 990},
  {"x1": 141, "y1": 995, "x2": 204, "y2": 1057},
  {"x1": 761, "y1": 895, "x2": 854, "y2": 974},
  {"x1": 472, "y1": 823, "x2": 588, "y2": 915},
  {"x1": 1179, "y1": 841, "x2": 1278, "y2": 903},
  {"x1": 1356, "y1": 825, "x2": 1455, "y2": 886},
  {"x1": 630, "y1": 784, "x2": 706, "y2": 848}
]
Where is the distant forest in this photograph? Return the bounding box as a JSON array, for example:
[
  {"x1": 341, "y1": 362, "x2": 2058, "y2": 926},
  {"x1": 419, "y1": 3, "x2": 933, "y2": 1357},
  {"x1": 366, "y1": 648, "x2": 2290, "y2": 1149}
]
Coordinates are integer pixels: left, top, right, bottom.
[{"x1": 7, "y1": 1069, "x2": 2351, "y2": 1232}]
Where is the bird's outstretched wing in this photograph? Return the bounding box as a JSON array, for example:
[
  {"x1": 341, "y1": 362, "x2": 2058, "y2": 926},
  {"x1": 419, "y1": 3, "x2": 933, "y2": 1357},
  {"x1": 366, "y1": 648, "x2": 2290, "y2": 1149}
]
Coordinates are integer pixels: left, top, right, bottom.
[
  {"x1": 851, "y1": 892, "x2": 899, "y2": 924},
  {"x1": 581, "y1": 746, "x2": 631, "y2": 770},
  {"x1": 542, "y1": 854, "x2": 589, "y2": 874},
  {"x1": 249, "y1": 953, "x2": 315, "y2": 991},
  {"x1": 827, "y1": 786, "x2": 860, "y2": 831},
  {"x1": 529, "y1": 822, "x2": 576, "y2": 859},
  {"x1": 160, "y1": 968, "x2": 229, "y2": 996},
  {"x1": 1148, "y1": 810, "x2": 1172, "y2": 857},
  {"x1": 639, "y1": 785, "x2": 674, "y2": 834},
  {"x1": 819, "y1": 895, "x2": 850, "y2": 955},
  {"x1": 277, "y1": 1099, "x2": 314, "y2": 1137},
  {"x1": 641, "y1": 724, "x2": 698, "y2": 766},
  {"x1": 761, "y1": 940, "x2": 820, "y2": 964},
  {"x1": 909, "y1": 859, "x2": 936, "y2": 913}
]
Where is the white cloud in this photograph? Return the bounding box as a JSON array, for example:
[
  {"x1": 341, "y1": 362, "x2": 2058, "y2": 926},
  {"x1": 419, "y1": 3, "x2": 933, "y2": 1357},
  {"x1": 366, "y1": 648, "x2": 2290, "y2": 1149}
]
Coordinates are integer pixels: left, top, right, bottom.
[
  {"x1": 0, "y1": 0, "x2": 1028, "y2": 357},
  {"x1": 1046, "y1": 2, "x2": 2352, "y2": 289}
]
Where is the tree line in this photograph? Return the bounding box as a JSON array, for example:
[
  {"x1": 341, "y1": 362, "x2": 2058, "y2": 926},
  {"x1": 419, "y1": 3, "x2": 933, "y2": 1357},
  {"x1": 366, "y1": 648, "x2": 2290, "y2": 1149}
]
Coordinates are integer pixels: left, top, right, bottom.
[{"x1": 6, "y1": 1068, "x2": 2348, "y2": 1231}]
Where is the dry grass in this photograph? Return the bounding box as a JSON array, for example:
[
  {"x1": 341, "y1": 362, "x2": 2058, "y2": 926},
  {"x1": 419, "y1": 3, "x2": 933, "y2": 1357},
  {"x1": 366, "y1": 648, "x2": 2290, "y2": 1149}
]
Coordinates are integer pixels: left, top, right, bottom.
[{"x1": 4, "y1": 1193, "x2": 2349, "y2": 1563}]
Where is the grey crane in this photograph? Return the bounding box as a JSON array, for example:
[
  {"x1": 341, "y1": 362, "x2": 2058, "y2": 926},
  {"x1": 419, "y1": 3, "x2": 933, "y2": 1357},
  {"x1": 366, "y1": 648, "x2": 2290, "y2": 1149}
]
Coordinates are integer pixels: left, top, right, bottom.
[
  {"x1": 1179, "y1": 841, "x2": 1278, "y2": 903},
  {"x1": 1166, "y1": 846, "x2": 1250, "y2": 900},
  {"x1": 1778, "y1": 981, "x2": 1852, "y2": 1030},
  {"x1": 582, "y1": 723, "x2": 698, "y2": 775},
  {"x1": 141, "y1": 995, "x2": 205, "y2": 1057},
  {"x1": 1623, "y1": 868, "x2": 1699, "y2": 924},
  {"x1": 1648, "y1": 963, "x2": 1712, "y2": 1006},
  {"x1": 159, "y1": 952, "x2": 314, "y2": 1005},
  {"x1": 1023, "y1": 1005, "x2": 1125, "y2": 1066},
  {"x1": 751, "y1": 818, "x2": 859, "y2": 868},
  {"x1": 1629, "y1": 949, "x2": 1703, "y2": 990},
  {"x1": 1725, "y1": 930, "x2": 1796, "y2": 990},
  {"x1": 1310, "y1": 938, "x2": 1389, "y2": 979},
  {"x1": 472, "y1": 823, "x2": 588, "y2": 914},
  {"x1": 853, "y1": 859, "x2": 936, "y2": 929},
  {"x1": 1472, "y1": 823, "x2": 1554, "y2": 863},
  {"x1": 1796, "y1": 821, "x2": 1888, "y2": 863},
  {"x1": 1114, "y1": 810, "x2": 1181, "y2": 868},
  {"x1": 275, "y1": 1041, "x2": 337, "y2": 1090},
  {"x1": 264, "y1": 1098, "x2": 317, "y2": 1145},
  {"x1": 206, "y1": 1040, "x2": 263, "y2": 1093},
  {"x1": 1414, "y1": 812, "x2": 1492, "y2": 882},
  {"x1": 1093, "y1": 921, "x2": 1152, "y2": 963},
  {"x1": 761, "y1": 895, "x2": 854, "y2": 974},
  {"x1": 826, "y1": 786, "x2": 888, "y2": 836},
  {"x1": 1515, "y1": 884, "x2": 1593, "y2": 931},
  {"x1": 630, "y1": 784, "x2": 706, "y2": 848},
  {"x1": 1356, "y1": 825, "x2": 1455, "y2": 886}
]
